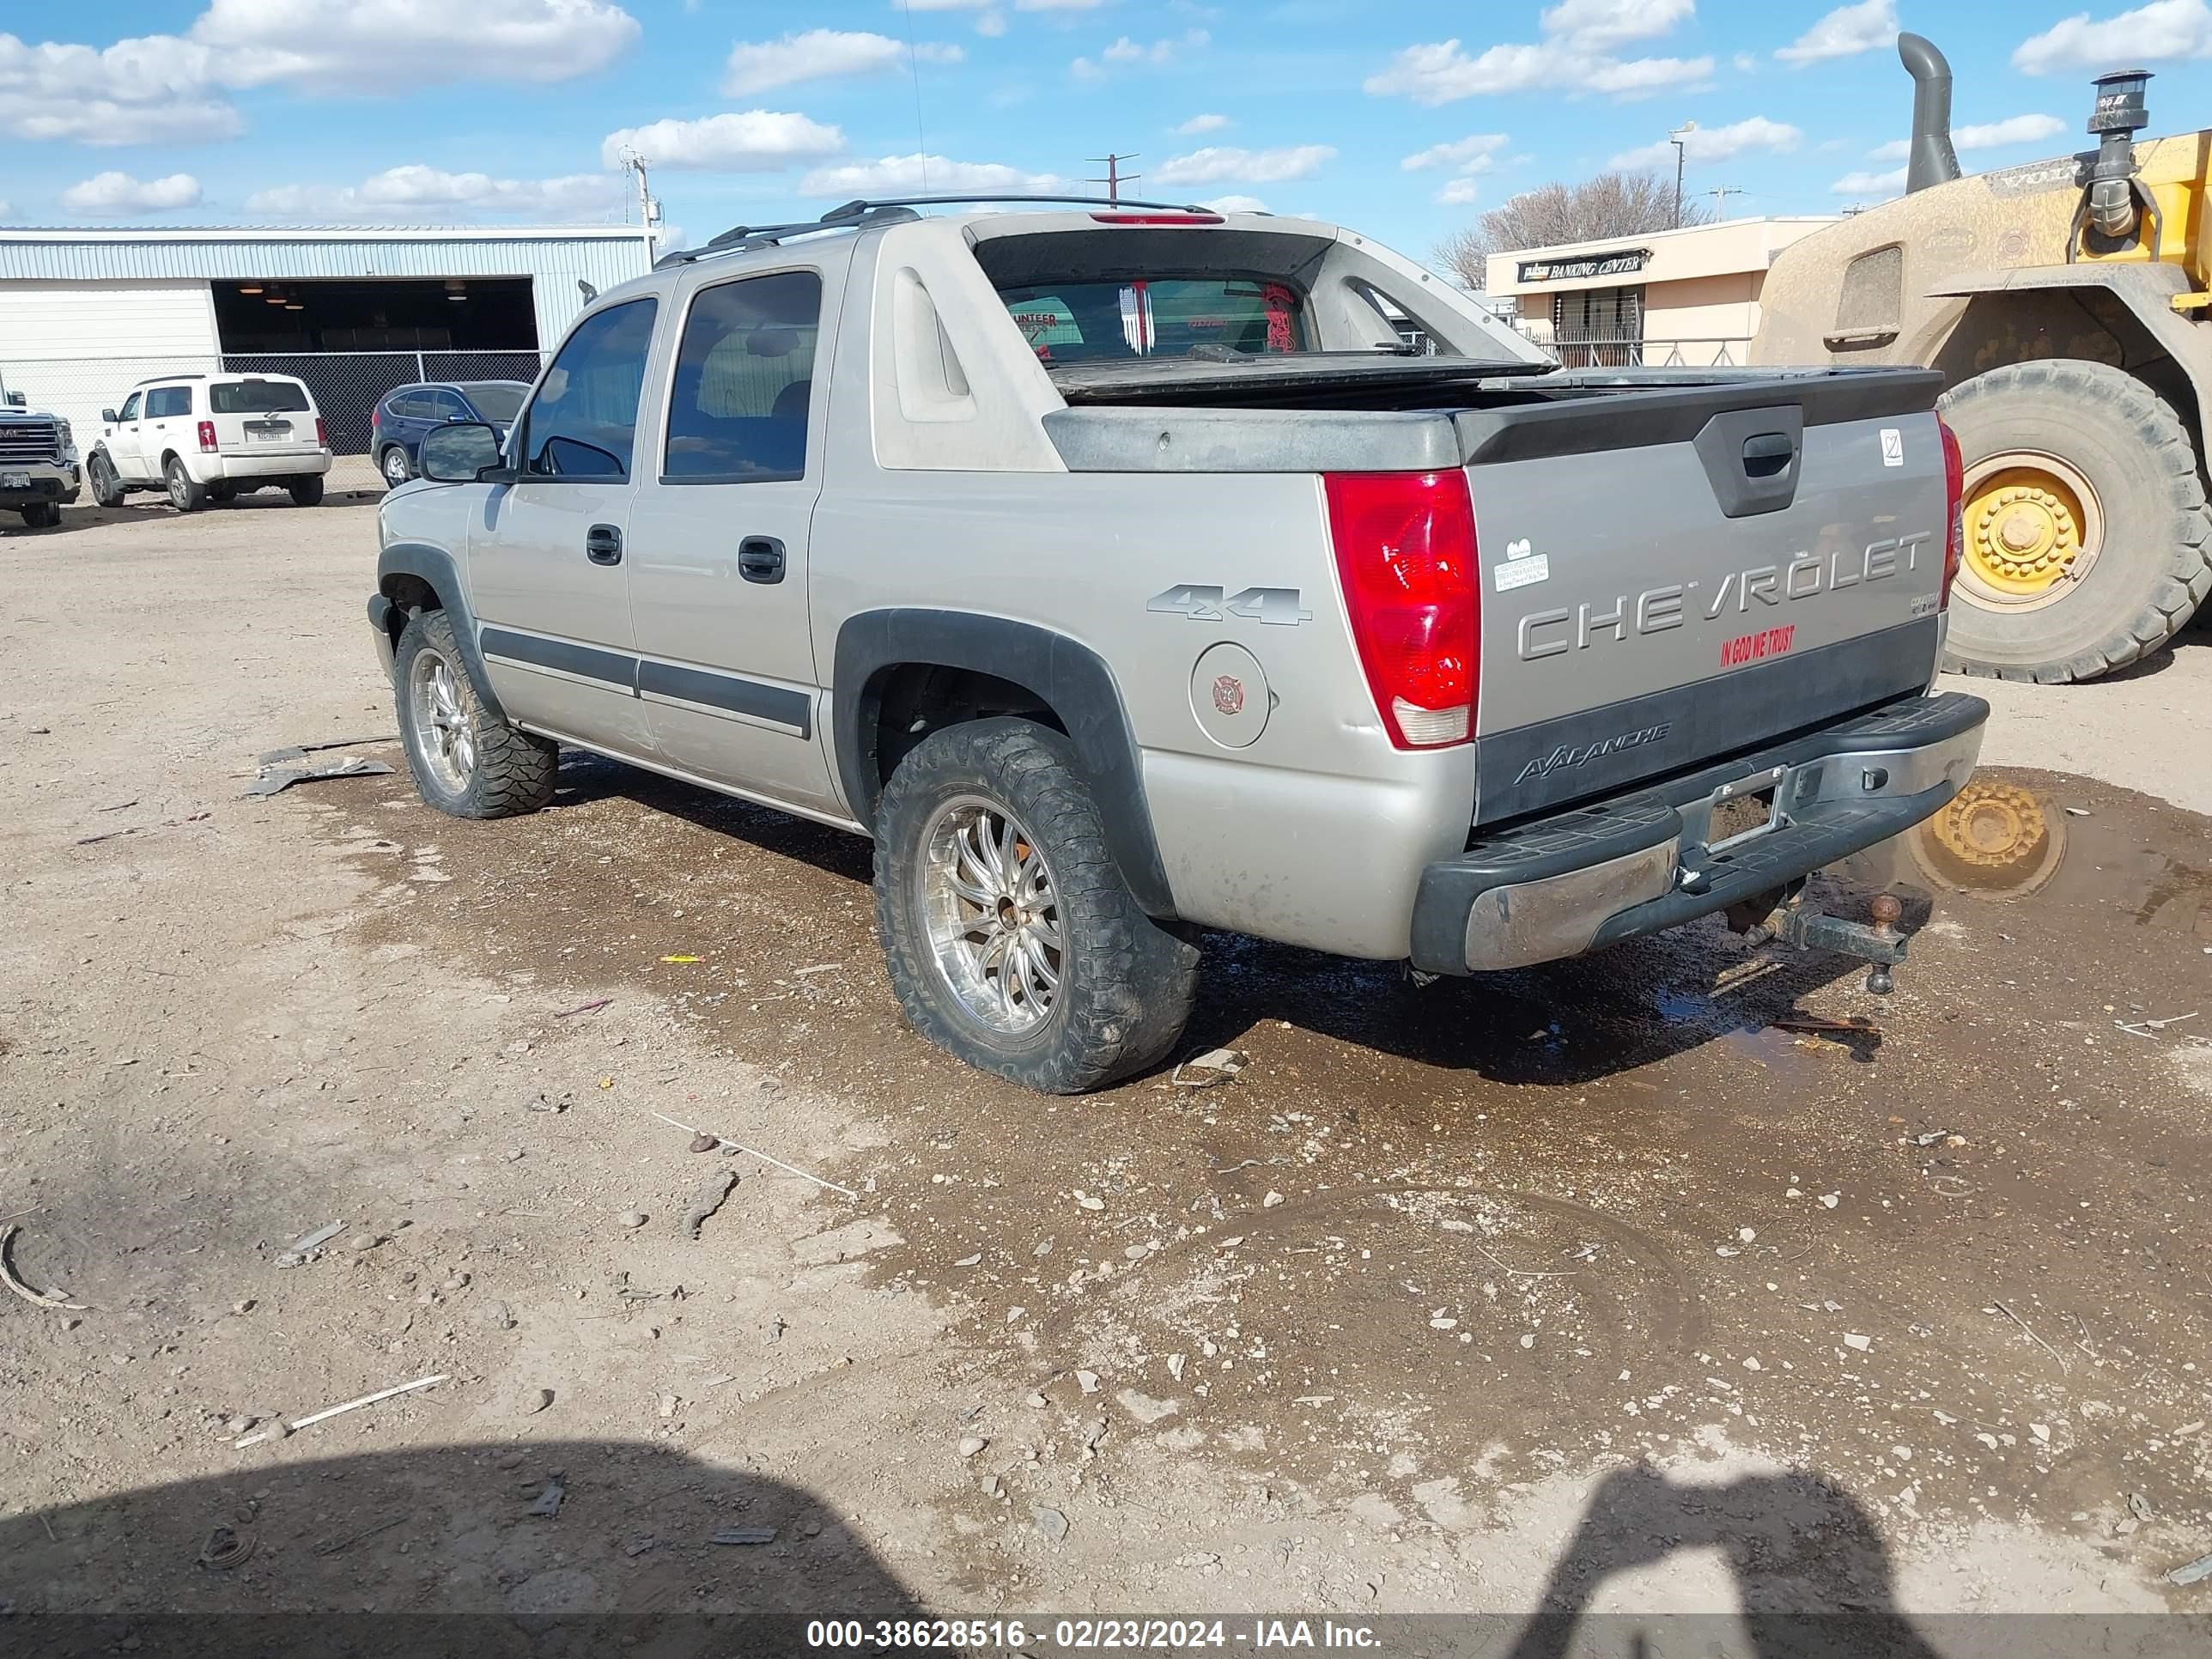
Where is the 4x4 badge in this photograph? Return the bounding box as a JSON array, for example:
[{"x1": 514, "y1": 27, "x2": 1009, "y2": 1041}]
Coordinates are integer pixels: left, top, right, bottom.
[{"x1": 1146, "y1": 585, "x2": 1312, "y2": 625}]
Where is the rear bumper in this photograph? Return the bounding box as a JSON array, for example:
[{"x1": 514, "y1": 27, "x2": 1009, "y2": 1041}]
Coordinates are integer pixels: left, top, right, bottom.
[
  {"x1": 1410, "y1": 691, "x2": 1989, "y2": 975},
  {"x1": 210, "y1": 451, "x2": 331, "y2": 480}
]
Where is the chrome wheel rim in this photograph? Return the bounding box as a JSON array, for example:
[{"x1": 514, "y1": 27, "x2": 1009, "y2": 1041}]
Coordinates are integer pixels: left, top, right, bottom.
[
  {"x1": 384, "y1": 448, "x2": 407, "y2": 485},
  {"x1": 167, "y1": 464, "x2": 189, "y2": 509},
  {"x1": 921, "y1": 795, "x2": 1063, "y2": 1034},
  {"x1": 407, "y1": 647, "x2": 475, "y2": 794}
]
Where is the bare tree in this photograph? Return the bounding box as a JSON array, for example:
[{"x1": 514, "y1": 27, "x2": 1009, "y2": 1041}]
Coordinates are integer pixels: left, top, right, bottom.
[{"x1": 1435, "y1": 170, "x2": 1715, "y2": 289}]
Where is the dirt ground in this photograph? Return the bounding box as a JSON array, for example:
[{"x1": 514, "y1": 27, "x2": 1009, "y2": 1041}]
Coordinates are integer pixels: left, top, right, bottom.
[{"x1": 3, "y1": 491, "x2": 2211, "y2": 1647}]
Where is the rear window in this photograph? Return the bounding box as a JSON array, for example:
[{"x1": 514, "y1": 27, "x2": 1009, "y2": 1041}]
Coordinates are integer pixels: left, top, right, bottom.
[
  {"x1": 999, "y1": 276, "x2": 1306, "y2": 363},
  {"x1": 458, "y1": 384, "x2": 526, "y2": 422},
  {"x1": 211, "y1": 380, "x2": 310, "y2": 414}
]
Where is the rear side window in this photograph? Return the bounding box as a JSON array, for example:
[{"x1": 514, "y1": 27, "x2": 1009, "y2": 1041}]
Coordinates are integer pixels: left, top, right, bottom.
[
  {"x1": 145, "y1": 385, "x2": 193, "y2": 417},
  {"x1": 664, "y1": 270, "x2": 821, "y2": 483},
  {"x1": 522, "y1": 298, "x2": 658, "y2": 480},
  {"x1": 211, "y1": 380, "x2": 310, "y2": 414},
  {"x1": 998, "y1": 276, "x2": 1305, "y2": 362}
]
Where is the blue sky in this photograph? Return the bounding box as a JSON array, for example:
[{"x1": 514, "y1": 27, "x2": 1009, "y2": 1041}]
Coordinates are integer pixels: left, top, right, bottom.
[{"x1": 12, "y1": 0, "x2": 2212, "y2": 261}]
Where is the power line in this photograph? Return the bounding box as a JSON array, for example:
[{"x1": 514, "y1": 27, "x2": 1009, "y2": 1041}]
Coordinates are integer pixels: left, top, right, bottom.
[
  {"x1": 1705, "y1": 183, "x2": 1750, "y2": 216},
  {"x1": 898, "y1": 1, "x2": 929, "y2": 194}
]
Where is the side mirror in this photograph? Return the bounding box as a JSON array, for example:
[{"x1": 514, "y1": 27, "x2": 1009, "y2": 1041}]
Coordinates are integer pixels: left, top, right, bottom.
[
  {"x1": 101, "y1": 408, "x2": 118, "y2": 424},
  {"x1": 418, "y1": 421, "x2": 505, "y2": 483}
]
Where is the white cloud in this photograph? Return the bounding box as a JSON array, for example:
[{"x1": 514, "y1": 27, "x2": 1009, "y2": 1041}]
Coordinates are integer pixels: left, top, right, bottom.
[
  {"x1": 723, "y1": 28, "x2": 960, "y2": 94},
  {"x1": 2018, "y1": 0, "x2": 2212, "y2": 72},
  {"x1": 1540, "y1": 0, "x2": 1695, "y2": 52},
  {"x1": 1437, "y1": 177, "x2": 1482, "y2": 205},
  {"x1": 1177, "y1": 112, "x2": 1231, "y2": 134},
  {"x1": 905, "y1": 0, "x2": 1008, "y2": 28},
  {"x1": 1612, "y1": 114, "x2": 1799, "y2": 167},
  {"x1": 976, "y1": 11, "x2": 1008, "y2": 35},
  {"x1": 0, "y1": 200, "x2": 11, "y2": 217},
  {"x1": 1777, "y1": 0, "x2": 1897, "y2": 64},
  {"x1": 1365, "y1": 38, "x2": 1709, "y2": 104},
  {"x1": 1866, "y1": 112, "x2": 2065, "y2": 163},
  {"x1": 5, "y1": 3, "x2": 639, "y2": 148},
  {"x1": 1831, "y1": 166, "x2": 1905, "y2": 196},
  {"x1": 248, "y1": 164, "x2": 616, "y2": 221},
  {"x1": 61, "y1": 170, "x2": 201, "y2": 215},
  {"x1": 0, "y1": 33, "x2": 244, "y2": 144},
  {"x1": 1075, "y1": 28, "x2": 1206, "y2": 77},
  {"x1": 1154, "y1": 144, "x2": 1335, "y2": 185},
  {"x1": 601, "y1": 110, "x2": 844, "y2": 172},
  {"x1": 1199, "y1": 194, "x2": 1268, "y2": 213},
  {"x1": 799, "y1": 153, "x2": 1064, "y2": 196},
  {"x1": 1732, "y1": 51, "x2": 1759, "y2": 71},
  {"x1": 1016, "y1": 0, "x2": 1105, "y2": 9},
  {"x1": 191, "y1": 0, "x2": 640, "y2": 90},
  {"x1": 1401, "y1": 133, "x2": 1510, "y2": 173}
]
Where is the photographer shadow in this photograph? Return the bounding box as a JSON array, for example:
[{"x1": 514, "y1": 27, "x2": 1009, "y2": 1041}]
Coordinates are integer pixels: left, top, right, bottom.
[{"x1": 1505, "y1": 1464, "x2": 1941, "y2": 1659}]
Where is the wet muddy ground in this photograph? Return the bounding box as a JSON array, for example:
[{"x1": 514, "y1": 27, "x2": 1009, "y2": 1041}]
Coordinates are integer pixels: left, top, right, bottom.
[{"x1": 3, "y1": 501, "x2": 2211, "y2": 1637}]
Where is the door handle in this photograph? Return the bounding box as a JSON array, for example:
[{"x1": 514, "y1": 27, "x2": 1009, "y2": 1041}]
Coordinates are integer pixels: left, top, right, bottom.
[
  {"x1": 738, "y1": 535, "x2": 786, "y2": 584},
  {"x1": 585, "y1": 523, "x2": 623, "y2": 565}
]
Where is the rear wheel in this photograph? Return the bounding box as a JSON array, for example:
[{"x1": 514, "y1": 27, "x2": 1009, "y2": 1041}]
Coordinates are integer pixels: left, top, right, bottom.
[
  {"x1": 289, "y1": 477, "x2": 325, "y2": 507},
  {"x1": 873, "y1": 719, "x2": 1199, "y2": 1094},
  {"x1": 380, "y1": 446, "x2": 412, "y2": 488},
  {"x1": 1938, "y1": 360, "x2": 2212, "y2": 682},
  {"x1": 164, "y1": 457, "x2": 205, "y2": 514},
  {"x1": 88, "y1": 451, "x2": 127, "y2": 508},
  {"x1": 393, "y1": 608, "x2": 558, "y2": 819}
]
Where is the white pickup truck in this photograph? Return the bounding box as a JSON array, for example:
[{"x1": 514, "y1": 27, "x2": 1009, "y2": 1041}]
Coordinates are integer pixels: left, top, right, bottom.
[
  {"x1": 371, "y1": 197, "x2": 1987, "y2": 1092},
  {"x1": 0, "y1": 371, "x2": 81, "y2": 528}
]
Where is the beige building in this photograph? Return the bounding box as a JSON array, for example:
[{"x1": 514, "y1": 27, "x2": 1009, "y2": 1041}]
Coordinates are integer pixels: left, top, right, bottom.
[{"x1": 1486, "y1": 216, "x2": 1839, "y2": 367}]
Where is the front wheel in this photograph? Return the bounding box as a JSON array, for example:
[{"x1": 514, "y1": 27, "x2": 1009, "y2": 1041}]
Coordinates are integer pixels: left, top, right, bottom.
[
  {"x1": 392, "y1": 608, "x2": 558, "y2": 819},
  {"x1": 1938, "y1": 360, "x2": 2212, "y2": 682},
  {"x1": 164, "y1": 457, "x2": 206, "y2": 514},
  {"x1": 18, "y1": 501, "x2": 60, "y2": 529},
  {"x1": 289, "y1": 477, "x2": 325, "y2": 507},
  {"x1": 873, "y1": 719, "x2": 1199, "y2": 1094},
  {"x1": 88, "y1": 451, "x2": 127, "y2": 508}
]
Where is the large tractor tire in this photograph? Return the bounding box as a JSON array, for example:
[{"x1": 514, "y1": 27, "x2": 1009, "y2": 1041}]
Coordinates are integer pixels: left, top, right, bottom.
[{"x1": 1936, "y1": 359, "x2": 2212, "y2": 683}]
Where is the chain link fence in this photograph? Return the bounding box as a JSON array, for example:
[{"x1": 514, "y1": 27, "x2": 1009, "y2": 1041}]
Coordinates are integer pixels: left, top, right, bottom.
[{"x1": 7, "y1": 349, "x2": 548, "y2": 460}]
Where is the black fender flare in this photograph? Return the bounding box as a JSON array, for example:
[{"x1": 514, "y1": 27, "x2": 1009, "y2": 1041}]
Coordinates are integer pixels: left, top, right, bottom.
[
  {"x1": 831, "y1": 609, "x2": 1177, "y2": 919},
  {"x1": 375, "y1": 541, "x2": 507, "y2": 721}
]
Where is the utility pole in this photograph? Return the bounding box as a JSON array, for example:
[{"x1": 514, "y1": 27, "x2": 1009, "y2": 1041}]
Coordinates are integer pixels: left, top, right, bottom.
[
  {"x1": 1668, "y1": 122, "x2": 1697, "y2": 228},
  {"x1": 1086, "y1": 153, "x2": 1139, "y2": 204},
  {"x1": 1705, "y1": 183, "x2": 1748, "y2": 217},
  {"x1": 619, "y1": 151, "x2": 663, "y2": 241}
]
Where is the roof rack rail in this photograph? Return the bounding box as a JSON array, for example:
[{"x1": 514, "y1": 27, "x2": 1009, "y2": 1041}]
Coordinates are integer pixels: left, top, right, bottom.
[{"x1": 653, "y1": 191, "x2": 1223, "y2": 270}]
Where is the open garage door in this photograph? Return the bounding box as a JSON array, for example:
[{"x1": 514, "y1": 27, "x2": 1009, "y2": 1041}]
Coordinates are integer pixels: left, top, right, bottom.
[{"x1": 213, "y1": 277, "x2": 542, "y2": 454}]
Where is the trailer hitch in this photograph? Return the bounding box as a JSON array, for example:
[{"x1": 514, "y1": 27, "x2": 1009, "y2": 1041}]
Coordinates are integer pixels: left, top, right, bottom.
[{"x1": 1735, "y1": 891, "x2": 1909, "y2": 994}]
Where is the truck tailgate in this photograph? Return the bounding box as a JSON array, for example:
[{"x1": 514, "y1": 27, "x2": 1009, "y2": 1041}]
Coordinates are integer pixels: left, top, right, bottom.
[{"x1": 1462, "y1": 370, "x2": 1950, "y2": 825}]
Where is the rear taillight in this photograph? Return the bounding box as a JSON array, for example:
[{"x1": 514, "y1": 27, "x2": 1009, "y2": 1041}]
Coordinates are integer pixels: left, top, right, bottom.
[
  {"x1": 315, "y1": 416, "x2": 329, "y2": 448},
  {"x1": 1937, "y1": 416, "x2": 1964, "y2": 611},
  {"x1": 1324, "y1": 471, "x2": 1479, "y2": 749},
  {"x1": 197, "y1": 420, "x2": 217, "y2": 453}
]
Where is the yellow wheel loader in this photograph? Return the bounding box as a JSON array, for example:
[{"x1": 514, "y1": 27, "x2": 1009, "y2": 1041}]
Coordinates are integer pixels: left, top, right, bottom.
[{"x1": 1753, "y1": 33, "x2": 2212, "y2": 682}]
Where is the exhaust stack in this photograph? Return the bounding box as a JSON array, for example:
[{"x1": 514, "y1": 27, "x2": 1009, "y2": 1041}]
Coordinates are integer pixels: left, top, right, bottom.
[{"x1": 1899, "y1": 33, "x2": 1962, "y2": 194}]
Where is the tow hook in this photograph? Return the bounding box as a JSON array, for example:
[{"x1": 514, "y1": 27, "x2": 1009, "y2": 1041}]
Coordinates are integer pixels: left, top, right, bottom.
[{"x1": 1744, "y1": 892, "x2": 1909, "y2": 994}]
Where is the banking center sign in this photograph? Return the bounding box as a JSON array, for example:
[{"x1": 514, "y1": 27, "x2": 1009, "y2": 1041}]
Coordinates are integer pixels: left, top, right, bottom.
[{"x1": 1516, "y1": 248, "x2": 1652, "y2": 283}]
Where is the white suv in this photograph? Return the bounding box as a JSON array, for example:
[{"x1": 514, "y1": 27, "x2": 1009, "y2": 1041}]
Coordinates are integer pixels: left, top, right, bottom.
[{"x1": 88, "y1": 373, "x2": 333, "y2": 511}]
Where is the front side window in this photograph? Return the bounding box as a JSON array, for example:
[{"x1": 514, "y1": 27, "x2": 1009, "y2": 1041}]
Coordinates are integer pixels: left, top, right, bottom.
[
  {"x1": 522, "y1": 298, "x2": 658, "y2": 480},
  {"x1": 210, "y1": 380, "x2": 310, "y2": 414},
  {"x1": 998, "y1": 276, "x2": 1306, "y2": 362},
  {"x1": 118, "y1": 392, "x2": 143, "y2": 422},
  {"x1": 146, "y1": 386, "x2": 194, "y2": 418},
  {"x1": 664, "y1": 270, "x2": 821, "y2": 483}
]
